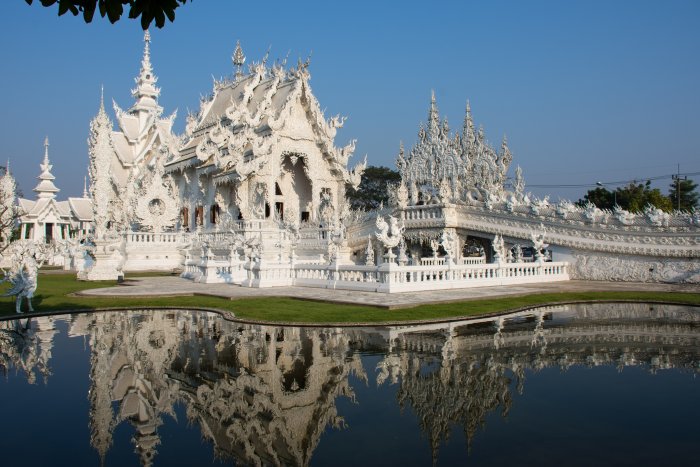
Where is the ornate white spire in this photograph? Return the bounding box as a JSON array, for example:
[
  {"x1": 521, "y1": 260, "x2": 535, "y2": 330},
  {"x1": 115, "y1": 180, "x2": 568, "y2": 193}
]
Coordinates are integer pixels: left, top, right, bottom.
[
  {"x1": 83, "y1": 176, "x2": 88, "y2": 198},
  {"x1": 130, "y1": 30, "x2": 161, "y2": 114},
  {"x1": 462, "y1": 99, "x2": 474, "y2": 151},
  {"x1": 34, "y1": 136, "x2": 60, "y2": 199},
  {"x1": 232, "y1": 40, "x2": 246, "y2": 79},
  {"x1": 89, "y1": 94, "x2": 116, "y2": 239},
  {"x1": 428, "y1": 90, "x2": 440, "y2": 136}
]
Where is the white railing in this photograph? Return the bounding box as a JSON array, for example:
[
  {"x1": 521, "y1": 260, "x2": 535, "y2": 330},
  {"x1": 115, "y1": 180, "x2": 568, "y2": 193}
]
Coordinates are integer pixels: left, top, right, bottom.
[
  {"x1": 420, "y1": 256, "x2": 486, "y2": 266},
  {"x1": 226, "y1": 259, "x2": 569, "y2": 292},
  {"x1": 127, "y1": 232, "x2": 181, "y2": 244},
  {"x1": 403, "y1": 205, "x2": 444, "y2": 221},
  {"x1": 376, "y1": 261, "x2": 569, "y2": 292},
  {"x1": 420, "y1": 257, "x2": 445, "y2": 266},
  {"x1": 460, "y1": 256, "x2": 487, "y2": 265}
]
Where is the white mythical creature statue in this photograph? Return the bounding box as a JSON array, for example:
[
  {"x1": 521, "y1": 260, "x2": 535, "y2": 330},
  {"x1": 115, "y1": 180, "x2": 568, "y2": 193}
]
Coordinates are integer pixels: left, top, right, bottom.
[
  {"x1": 1, "y1": 243, "x2": 46, "y2": 313},
  {"x1": 556, "y1": 200, "x2": 576, "y2": 219},
  {"x1": 644, "y1": 205, "x2": 670, "y2": 227},
  {"x1": 491, "y1": 234, "x2": 507, "y2": 264},
  {"x1": 582, "y1": 201, "x2": 602, "y2": 224},
  {"x1": 613, "y1": 205, "x2": 636, "y2": 225},
  {"x1": 327, "y1": 220, "x2": 346, "y2": 263},
  {"x1": 529, "y1": 196, "x2": 550, "y2": 216},
  {"x1": 513, "y1": 244, "x2": 524, "y2": 263},
  {"x1": 375, "y1": 215, "x2": 405, "y2": 260},
  {"x1": 530, "y1": 229, "x2": 549, "y2": 263},
  {"x1": 439, "y1": 229, "x2": 457, "y2": 260}
]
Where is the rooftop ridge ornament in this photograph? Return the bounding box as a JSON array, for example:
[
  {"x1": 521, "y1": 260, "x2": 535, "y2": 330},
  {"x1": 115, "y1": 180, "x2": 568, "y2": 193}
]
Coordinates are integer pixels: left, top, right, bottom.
[
  {"x1": 130, "y1": 29, "x2": 161, "y2": 112},
  {"x1": 232, "y1": 40, "x2": 246, "y2": 79},
  {"x1": 34, "y1": 136, "x2": 59, "y2": 199},
  {"x1": 43, "y1": 136, "x2": 50, "y2": 165}
]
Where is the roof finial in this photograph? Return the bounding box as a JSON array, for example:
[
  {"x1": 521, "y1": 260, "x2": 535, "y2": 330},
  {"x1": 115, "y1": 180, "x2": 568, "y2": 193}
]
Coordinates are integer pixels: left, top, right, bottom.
[
  {"x1": 83, "y1": 175, "x2": 88, "y2": 198},
  {"x1": 5, "y1": 158, "x2": 10, "y2": 175},
  {"x1": 130, "y1": 29, "x2": 160, "y2": 112},
  {"x1": 100, "y1": 84, "x2": 105, "y2": 111},
  {"x1": 232, "y1": 40, "x2": 246, "y2": 79},
  {"x1": 44, "y1": 136, "x2": 50, "y2": 163}
]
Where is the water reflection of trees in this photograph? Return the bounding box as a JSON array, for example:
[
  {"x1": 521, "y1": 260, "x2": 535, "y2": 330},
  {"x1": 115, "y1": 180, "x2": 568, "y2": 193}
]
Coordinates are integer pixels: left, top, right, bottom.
[{"x1": 0, "y1": 303, "x2": 697, "y2": 466}]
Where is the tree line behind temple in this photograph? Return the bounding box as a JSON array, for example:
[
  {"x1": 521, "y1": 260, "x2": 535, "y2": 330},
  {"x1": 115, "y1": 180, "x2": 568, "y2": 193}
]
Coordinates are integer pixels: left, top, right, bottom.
[
  {"x1": 345, "y1": 166, "x2": 700, "y2": 213},
  {"x1": 576, "y1": 179, "x2": 699, "y2": 213}
]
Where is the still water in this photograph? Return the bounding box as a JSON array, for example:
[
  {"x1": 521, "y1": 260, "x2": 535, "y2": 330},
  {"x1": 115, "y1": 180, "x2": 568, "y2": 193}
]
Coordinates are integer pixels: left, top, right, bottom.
[{"x1": 0, "y1": 303, "x2": 698, "y2": 466}]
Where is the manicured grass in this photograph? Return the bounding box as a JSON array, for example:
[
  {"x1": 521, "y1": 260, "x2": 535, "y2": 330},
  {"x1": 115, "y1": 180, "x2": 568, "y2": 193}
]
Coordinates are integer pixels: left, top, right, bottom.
[{"x1": 1, "y1": 272, "x2": 698, "y2": 324}]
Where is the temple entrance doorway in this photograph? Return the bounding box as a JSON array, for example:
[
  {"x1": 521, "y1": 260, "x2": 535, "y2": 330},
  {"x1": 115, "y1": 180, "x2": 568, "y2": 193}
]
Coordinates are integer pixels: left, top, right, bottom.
[
  {"x1": 45, "y1": 223, "x2": 54, "y2": 242},
  {"x1": 279, "y1": 153, "x2": 313, "y2": 224}
]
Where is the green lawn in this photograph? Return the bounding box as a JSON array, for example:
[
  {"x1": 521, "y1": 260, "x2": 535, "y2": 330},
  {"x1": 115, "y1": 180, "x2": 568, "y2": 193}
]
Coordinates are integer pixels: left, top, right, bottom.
[{"x1": 1, "y1": 272, "x2": 698, "y2": 324}]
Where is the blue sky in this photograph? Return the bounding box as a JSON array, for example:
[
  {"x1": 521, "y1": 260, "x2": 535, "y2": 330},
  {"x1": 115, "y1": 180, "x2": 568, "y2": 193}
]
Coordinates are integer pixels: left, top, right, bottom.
[{"x1": 1, "y1": 0, "x2": 698, "y2": 201}]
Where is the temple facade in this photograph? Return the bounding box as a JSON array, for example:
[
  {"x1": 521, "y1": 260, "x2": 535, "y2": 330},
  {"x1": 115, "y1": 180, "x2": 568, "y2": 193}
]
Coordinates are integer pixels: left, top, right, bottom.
[
  {"x1": 17, "y1": 138, "x2": 92, "y2": 243},
  {"x1": 165, "y1": 42, "x2": 365, "y2": 233}
]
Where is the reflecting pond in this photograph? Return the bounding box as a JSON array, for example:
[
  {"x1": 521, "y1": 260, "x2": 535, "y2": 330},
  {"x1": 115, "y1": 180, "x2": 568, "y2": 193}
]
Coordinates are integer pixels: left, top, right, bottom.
[{"x1": 0, "y1": 303, "x2": 698, "y2": 466}]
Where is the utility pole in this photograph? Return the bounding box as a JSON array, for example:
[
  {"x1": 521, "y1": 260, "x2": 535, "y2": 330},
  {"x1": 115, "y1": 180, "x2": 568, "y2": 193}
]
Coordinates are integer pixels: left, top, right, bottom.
[{"x1": 672, "y1": 164, "x2": 687, "y2": 211}]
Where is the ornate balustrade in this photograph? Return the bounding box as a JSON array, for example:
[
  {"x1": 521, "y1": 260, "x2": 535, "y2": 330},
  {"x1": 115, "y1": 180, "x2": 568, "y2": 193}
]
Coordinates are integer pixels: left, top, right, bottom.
[
  {"x1": 403, "y1": 205, "x2": 444, "y2": 221},
  {"x1": 460, "y1": 256, "x2": 487, "y2": 265},
  {"x1": 226, "y1": 257, "x2": 569, "y2": 292},
  {"x1": 376, "y1": 261, "x2": 569, "y2": 293},
  {"x1": 126, "y1": 231, "x2": 182, "y2": 244}
]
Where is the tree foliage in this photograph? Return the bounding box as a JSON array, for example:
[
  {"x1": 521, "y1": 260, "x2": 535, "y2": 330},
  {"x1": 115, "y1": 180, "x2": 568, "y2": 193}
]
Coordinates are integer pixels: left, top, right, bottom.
[
  {"x1": 577, "y1": 180, "x2": 674, "y2": 213},
  {"x1": 668, "y1": 178, "x2": 699, "y2": 212},
  {"x1": 25, "y1": 0, "x2": 190, "y2": 29},
  {"x1": 345, "y1": 166, "x2": 401, "y2": 211}
]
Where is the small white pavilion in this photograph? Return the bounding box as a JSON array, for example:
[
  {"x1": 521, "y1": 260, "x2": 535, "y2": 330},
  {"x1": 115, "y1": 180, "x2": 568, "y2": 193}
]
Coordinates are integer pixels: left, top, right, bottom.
[{"x1": 17, "y1": 137, "x2": 92, "y2": 242}]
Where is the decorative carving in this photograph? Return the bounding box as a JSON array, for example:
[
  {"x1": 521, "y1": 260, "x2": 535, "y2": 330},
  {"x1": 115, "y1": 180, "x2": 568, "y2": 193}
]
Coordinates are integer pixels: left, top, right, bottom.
[
  {"x1": 133, "y1": 162, "x2": 180, "y2": 232},
  {"x1": 571, "y1": 252, "x2": 700, "y2": 284}
]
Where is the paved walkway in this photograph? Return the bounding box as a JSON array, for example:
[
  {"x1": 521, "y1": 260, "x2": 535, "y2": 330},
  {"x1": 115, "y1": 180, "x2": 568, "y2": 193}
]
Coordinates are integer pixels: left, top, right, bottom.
[{"x1": 77, "y1": 276, "x2": 700, "y2": 309}]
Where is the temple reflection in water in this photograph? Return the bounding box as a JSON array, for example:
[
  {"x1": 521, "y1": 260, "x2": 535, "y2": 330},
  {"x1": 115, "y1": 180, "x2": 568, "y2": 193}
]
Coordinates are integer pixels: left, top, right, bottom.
[{"x1": 1, "y1": 303, "x2": 698, "y2": 466}]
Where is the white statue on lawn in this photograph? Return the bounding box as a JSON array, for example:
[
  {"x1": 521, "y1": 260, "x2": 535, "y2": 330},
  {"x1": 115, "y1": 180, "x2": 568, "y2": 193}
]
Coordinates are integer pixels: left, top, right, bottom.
[{"x1": 1, "y1": 243, "x2": 46, "y2": 313}]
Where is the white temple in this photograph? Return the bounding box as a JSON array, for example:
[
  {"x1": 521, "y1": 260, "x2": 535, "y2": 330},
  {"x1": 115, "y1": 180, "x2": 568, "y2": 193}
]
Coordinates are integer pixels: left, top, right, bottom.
[
  {"x1": 13, "y1": 31, "x2": 697, "y2": 288},
  {"x1": 17, "y1": 137, "x2": 92, "y2": 243}
]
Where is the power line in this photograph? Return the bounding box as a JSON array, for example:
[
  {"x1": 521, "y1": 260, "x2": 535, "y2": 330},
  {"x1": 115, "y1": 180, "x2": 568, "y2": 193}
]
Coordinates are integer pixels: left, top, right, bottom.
[{"x1": 524, "y1": 171, "x2": 700, "y2": 188}]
